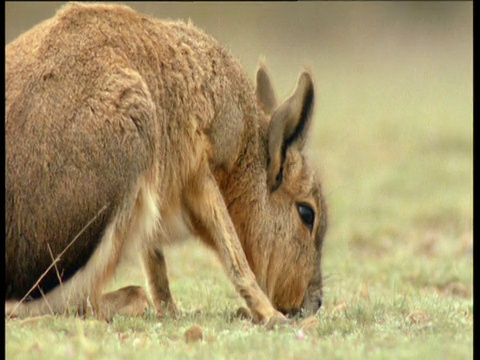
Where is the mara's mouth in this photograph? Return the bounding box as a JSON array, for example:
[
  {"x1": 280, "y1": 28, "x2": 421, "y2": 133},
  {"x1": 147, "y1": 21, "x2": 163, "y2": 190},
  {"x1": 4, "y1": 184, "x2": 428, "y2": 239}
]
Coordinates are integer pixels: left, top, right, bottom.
[{"x1": 277, "y1": 297, "x2": 323, "y2": 318}]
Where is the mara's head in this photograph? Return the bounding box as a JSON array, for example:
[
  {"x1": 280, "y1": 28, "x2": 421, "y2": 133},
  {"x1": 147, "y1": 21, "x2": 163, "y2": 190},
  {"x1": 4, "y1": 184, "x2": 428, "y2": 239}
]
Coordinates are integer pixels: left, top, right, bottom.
[{"x1": 226, "y1": 64, "x2": 328, "y2": 317}]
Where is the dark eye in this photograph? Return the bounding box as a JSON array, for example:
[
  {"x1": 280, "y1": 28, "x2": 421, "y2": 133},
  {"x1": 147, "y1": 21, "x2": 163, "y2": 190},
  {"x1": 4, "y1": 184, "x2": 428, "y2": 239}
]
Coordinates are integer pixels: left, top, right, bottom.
[{"x1": 297, "y1": 203, "x2": 315, "y2": 231}]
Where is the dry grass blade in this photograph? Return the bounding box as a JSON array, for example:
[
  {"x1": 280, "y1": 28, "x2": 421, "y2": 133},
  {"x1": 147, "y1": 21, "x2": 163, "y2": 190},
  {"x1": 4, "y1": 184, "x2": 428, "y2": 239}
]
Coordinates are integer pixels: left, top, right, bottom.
[
  {"x1": 37, "y1": 287, "x2": 54, "y2": 316},
  {"x1": 47, "y1": 243, "x2": 64, "y2": 286},
  {"x1": 47, "y1": 242, "x2": 69, "y2": 314}
]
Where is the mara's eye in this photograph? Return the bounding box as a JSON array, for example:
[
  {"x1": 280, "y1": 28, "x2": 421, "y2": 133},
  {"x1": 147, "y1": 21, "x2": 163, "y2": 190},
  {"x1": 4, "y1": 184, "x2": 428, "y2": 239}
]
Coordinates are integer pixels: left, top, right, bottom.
[{"x1": 297, "y1": 203, "x2": 315, "y2": 231}]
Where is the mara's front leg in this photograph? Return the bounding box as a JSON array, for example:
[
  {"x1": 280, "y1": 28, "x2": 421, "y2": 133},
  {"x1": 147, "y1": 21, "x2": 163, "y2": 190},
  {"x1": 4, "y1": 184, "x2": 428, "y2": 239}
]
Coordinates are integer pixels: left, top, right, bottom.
[
  {"x1": 184, "y1": 162, "x2": 286, "y2": 326},
  {"x1": 143, "y1": 246, "x2": 180, "y2": 318}
]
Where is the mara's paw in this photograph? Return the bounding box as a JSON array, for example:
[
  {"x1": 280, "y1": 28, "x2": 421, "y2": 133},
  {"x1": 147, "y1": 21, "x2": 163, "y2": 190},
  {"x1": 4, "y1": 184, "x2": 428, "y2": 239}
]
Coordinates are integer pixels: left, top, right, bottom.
[
  {"x1": 154, "y1": 299, "x2": 181, "y2": 320},
  {"x1": 248, "y1": 299, "x2": 289, "y2": 328},
  {"x1": 165, "y1": 300, "x2": 181, "y2": 319},
  {"x1": 233, "y1": 306, "x2": 288, "y2": 329},
  {"x1": 99, "y1": 286, "x2": 150, "y2": 321},
  {"x1": 265, "y1": 311, "x2": 290, "y2": 330}
]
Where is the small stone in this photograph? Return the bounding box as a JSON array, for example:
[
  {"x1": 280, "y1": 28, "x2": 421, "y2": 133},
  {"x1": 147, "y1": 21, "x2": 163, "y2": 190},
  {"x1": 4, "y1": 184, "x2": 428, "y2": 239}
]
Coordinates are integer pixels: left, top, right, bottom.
[
  {"x1": 132, "y1": 338, "x2": 146, "y2": 348},
  {"x1": 333, "y1": 300, "x2": 347, "y2": 313},
  {"x1": 184, "y1": 324, "x2": 203, "y2": 343},
  {"x1": 30, "y1": 343, "x2": 42, "y2": 353},
  {"x1": 407, "y1": 310, "x2": 430, "y2": 324},
  {"x1": 444, "y1": 282, "x2": 470, "y2": 297},
  {"x1": 296, "y1": 329, "x2": 305, "y2": 340}
]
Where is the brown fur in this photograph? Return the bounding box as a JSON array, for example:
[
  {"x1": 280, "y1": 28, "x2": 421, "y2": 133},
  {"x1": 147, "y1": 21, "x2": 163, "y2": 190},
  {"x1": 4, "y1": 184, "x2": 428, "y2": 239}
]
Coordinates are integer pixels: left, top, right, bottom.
[{"x1": 5, "y1": 2, "x2": 327, "y2": 324}]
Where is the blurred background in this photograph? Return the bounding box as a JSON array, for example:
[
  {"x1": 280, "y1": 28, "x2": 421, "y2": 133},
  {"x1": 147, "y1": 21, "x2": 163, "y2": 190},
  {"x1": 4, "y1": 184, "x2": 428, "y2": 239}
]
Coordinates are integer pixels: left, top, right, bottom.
[{"x1": 5, "y1": 2, "x2": 472, "y2": 305}]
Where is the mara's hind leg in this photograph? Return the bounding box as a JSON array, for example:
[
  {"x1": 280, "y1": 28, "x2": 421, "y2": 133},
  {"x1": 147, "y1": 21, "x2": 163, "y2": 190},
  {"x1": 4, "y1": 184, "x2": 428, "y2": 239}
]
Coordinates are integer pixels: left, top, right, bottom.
[
  {"x1": 6, "y1": 66, "x2": 161, "y2": 319},
  {"x1": 6, "y1": 216, "x2": 125, "y2": 318},
  {"x1": 5, "y1": 177, "x2": 159, "y2": 319},
  {"x1": 143, "y1": 246, "x2": 179, "y2": 318}
]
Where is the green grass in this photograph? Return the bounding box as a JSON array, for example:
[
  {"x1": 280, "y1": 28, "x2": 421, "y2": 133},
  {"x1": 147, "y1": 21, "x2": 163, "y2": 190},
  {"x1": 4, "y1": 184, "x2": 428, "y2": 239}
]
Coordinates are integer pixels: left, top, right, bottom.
[{"x1": 5, "y1": 3, "x2": 472, "y2": 359}]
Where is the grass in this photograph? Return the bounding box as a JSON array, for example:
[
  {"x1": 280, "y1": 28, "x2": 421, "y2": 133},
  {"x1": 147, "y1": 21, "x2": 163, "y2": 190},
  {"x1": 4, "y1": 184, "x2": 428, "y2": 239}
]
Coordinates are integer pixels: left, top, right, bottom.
[{"x1": 5, "y1": 2, "x2": 472, "y2": 359}]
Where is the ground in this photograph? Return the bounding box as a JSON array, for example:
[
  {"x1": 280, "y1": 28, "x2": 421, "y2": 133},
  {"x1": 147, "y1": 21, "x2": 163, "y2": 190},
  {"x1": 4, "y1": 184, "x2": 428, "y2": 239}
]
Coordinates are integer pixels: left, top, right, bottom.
[{"x1": 5, "y1": 2, "x2": 472, "y2": 359}]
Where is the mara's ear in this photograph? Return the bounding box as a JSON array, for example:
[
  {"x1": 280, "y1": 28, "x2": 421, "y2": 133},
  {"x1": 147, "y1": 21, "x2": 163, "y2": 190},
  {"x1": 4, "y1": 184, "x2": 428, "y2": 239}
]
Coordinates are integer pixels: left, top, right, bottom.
[
  {"x1": 267, "y1": 71, "x2": 315, "y2": 192},
  {"x1": 255, "y1": 62, "x2": 277, "y2": 116}
]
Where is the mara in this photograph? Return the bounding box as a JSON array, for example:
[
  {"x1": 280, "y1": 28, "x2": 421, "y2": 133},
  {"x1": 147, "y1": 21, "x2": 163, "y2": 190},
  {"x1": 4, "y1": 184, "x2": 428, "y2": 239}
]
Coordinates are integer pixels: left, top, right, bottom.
[{"x1": 5, "y1": 2, "x2": 327, "y2": 326}]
